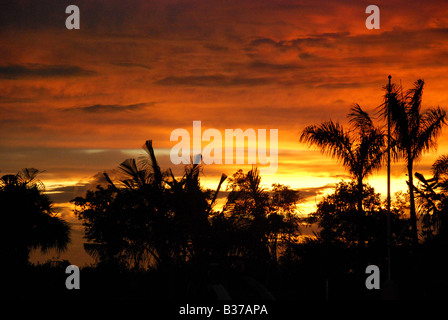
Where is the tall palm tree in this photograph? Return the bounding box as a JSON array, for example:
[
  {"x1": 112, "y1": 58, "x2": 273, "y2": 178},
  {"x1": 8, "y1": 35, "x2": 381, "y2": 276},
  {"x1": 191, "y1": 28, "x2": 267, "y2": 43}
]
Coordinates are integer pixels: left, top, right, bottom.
[
  {"x1": 381, "y1": 79, "x2": 447, "y2": 246},
  {"x1": 300, "y1": 105, "x2": 386, "y2": 213},
  {"x1": 0, "y1": 168, "x2": 71, "y2": 266}
]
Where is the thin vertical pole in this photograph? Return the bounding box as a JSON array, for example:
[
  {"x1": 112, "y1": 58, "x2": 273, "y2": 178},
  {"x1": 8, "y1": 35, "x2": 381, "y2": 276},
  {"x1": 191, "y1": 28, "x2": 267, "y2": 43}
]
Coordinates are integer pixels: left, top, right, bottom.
[{"x1": 387, "y1": 75, "x2": 392, "y2": 281}]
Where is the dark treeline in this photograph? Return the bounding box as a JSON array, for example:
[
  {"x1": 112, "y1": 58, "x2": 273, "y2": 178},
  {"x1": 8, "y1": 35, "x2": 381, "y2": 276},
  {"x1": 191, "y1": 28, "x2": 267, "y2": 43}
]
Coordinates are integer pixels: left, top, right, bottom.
[
  {"x1": 72, "y1": 141, "x2": 301, "y2": 273},
  {"x1": 2, "y1": 78, "x2": 448, "y2": 299}
]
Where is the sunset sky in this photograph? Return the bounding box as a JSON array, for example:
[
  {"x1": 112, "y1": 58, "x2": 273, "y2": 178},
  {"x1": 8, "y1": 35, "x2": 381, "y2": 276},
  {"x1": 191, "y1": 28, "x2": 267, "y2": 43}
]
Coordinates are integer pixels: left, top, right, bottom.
[{"x1": 2, "y1": 0, "x2": 448, "y2": 265}]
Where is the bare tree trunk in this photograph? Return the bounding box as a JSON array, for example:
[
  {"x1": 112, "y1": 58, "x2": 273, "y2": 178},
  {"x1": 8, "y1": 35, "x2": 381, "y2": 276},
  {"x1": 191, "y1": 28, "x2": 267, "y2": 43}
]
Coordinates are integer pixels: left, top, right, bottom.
[
  {"x1": 357, "y1": 177, "x2": 363, "y2": 213},
  {"x1": 407, "y1": 161, "x2": 419, "y2": 246},
  {"x1": 357, "y1": 177, "x2": 365, "y2": 247}
]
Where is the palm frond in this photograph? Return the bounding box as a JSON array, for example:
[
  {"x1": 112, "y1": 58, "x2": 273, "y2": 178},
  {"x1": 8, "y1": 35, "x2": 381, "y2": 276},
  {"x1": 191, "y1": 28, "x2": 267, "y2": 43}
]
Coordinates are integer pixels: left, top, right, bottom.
[
  {"x1": 414, "y1": 107, "x2": 446, "y2": 160},
  {"x1": 389, "y1": 98, "x2": 411, "y2": 147},
  {"x1": 348, "y1": 104, "x2": 373, "y2": 133},
  {"x1": 208, "y1": 173, "x2": 228, "y2": 213},
  {"x1": 377, "y1": 82, "x2": 401, "y2": 119},
  {"x1": 83, "y1": 243, "x2": 103, "y2": 261},
  {"x1": 103, "y1": 172, "x2": 119, "y2": 191},
  {"x1": 165, "y1": 168, "x2": 181, "y2": 188},
  {"x1": 119, "y1": 158, "x2": 146, "y2": 186},
  {"x1": 30, "y1": 214, "x2": 71, "y2": 253},
  {"x1": 300, "y1": 120, "x2": 354, "y2": 171},
  {"x1": 415, "y1": 172, "x2": 437, "y2": 193},
  {"x1": 140, "y1": 140, "x2": 164, "y2": 187},
  {"x1": 17, "y1": 168, "x2": 45, "y2": 189},
  {"x1": 405, "y1": 80, "x2": 425, "y2": 147},
  {"x1": 361, "y1": 129, "x2": 387, "y2": 177},
  {"x1": 432, "y1": 154, "x2": 448, "y2": 179},
  {"x1": 406, "y1": 79, "x2": 424, "y2": 120}
]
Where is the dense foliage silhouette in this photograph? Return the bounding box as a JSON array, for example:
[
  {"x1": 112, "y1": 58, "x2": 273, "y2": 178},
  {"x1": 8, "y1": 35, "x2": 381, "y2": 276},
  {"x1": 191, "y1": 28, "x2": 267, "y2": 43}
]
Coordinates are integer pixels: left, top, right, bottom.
[
  {"x1": 0, "y1": 168, "x2": 71, "y2": 267},
  {"x1": 380, "y1": 79, "x2": 447, "y2": 245},
  {"x1": 3, "y1": 78, "x2": 448, "y2": 299},
  {"x1": 72, "y1": 142, "x2": 301, "y2": 274},
  {"x1": 415, "y1": 154, "x2": 448, "y2": 240},
  {"x1": 308, "y1": 180, "x2": 412, "y2": 249},
  {"x1": 300, "y1": 105, "x2": 386, "y2": 213}
]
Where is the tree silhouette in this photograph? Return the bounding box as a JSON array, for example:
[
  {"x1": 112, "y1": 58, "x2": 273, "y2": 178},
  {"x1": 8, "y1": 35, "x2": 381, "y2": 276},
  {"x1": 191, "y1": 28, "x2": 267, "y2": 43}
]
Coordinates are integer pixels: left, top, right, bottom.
[
  {"x1": 293, "y1": 181, "x2": 412, "y2": 298},
  {"x1": 381, "y1": 79, "x2": 447, "y2": 245},
  {"x1": 300, "y1": 105, "x2": 386, "y2": 212},
  {"x1": 269, "y1": 183, "x2": 301, "y2": 263},
  {"x1": 0, "y1": 168, "x2": 71, "y2": 267},
  {"x1": 73, "y1": 140, "x2": 227, "y2": 270},
  {"x1": 222, "y1": 167, "x2": 301, "y2": 265},
  {"x1": 414, "y1": 154, "x2": 448, "y2": 240},
  {"x1": 165, "y1": 162, "x2": 227, "y2": 266},
  {"x1": 73, "y1": 141, "x2": 171, "y2": 270},
  {"x1": 74, "y1": 149, "x2": 302, "y2": 272},
  {"x1": 308, "y1": 180, "x2": 412, "y2": 248}
]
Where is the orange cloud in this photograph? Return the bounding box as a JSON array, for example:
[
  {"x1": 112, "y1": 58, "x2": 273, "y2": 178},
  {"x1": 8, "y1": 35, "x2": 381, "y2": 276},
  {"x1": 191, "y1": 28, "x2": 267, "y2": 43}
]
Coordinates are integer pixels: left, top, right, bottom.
[{"x1": 1, "y1": 0, "x2": 448, "y2": 210}]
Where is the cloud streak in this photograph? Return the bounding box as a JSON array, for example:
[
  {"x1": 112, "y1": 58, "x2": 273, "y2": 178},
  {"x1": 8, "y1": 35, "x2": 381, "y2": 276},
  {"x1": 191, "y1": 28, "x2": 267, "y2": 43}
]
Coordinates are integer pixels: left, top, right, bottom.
[
  {"x1": 156, "y1": 74, "x2": 276, "y2": 87},
  {"x1": 0, "y1": 64, "x2": 96, "y2": 79},
  {"x1": 1, "y1": 0, "x2": 448, "y2": 205},
  {"x1": 71, "y1": 102, "x2": 155, "y2": 113}
]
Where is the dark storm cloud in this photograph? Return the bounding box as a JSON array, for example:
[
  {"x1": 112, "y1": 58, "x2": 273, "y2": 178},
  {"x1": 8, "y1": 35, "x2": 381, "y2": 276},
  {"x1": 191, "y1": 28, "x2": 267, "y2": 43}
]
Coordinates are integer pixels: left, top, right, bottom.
[{"x1": 0, "y1": 64, "x2": 96, "y2": 79}]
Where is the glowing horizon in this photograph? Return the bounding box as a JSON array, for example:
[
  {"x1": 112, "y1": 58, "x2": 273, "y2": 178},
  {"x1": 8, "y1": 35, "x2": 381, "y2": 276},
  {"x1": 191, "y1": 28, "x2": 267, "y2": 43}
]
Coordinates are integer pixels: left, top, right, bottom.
[{"x1": 3, "y1": 0, "x2": 448, "y2": 267}]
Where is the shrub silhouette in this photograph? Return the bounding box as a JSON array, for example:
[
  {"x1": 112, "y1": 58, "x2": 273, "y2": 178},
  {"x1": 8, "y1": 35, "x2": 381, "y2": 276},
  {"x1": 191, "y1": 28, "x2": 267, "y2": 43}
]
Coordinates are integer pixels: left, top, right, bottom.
[{"x1": 0, "y1": 168, "x2": 71, "y2": 267}]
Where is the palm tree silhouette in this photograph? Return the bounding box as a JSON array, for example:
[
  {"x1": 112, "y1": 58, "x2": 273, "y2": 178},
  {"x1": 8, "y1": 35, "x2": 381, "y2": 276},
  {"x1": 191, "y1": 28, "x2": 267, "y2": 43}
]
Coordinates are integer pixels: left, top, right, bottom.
[
  {"x1": 81, "y1": 140, "x2": 227, "y2": 269},
  {"x1": 0, "y1": 168, "x2": 71, "y2": 266},
  {"x1": 414, "y1": 154, "x2": 448, "y2": 239},
  {"x1": 381, "y1": 79, "x2": 447, "y2": 246},
  {"x1": 300, "y1": 105, "x2": 386, "y2": 213},
  {"x1": 92, "y1": 140, "x2": 173, "y2": 269}
]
